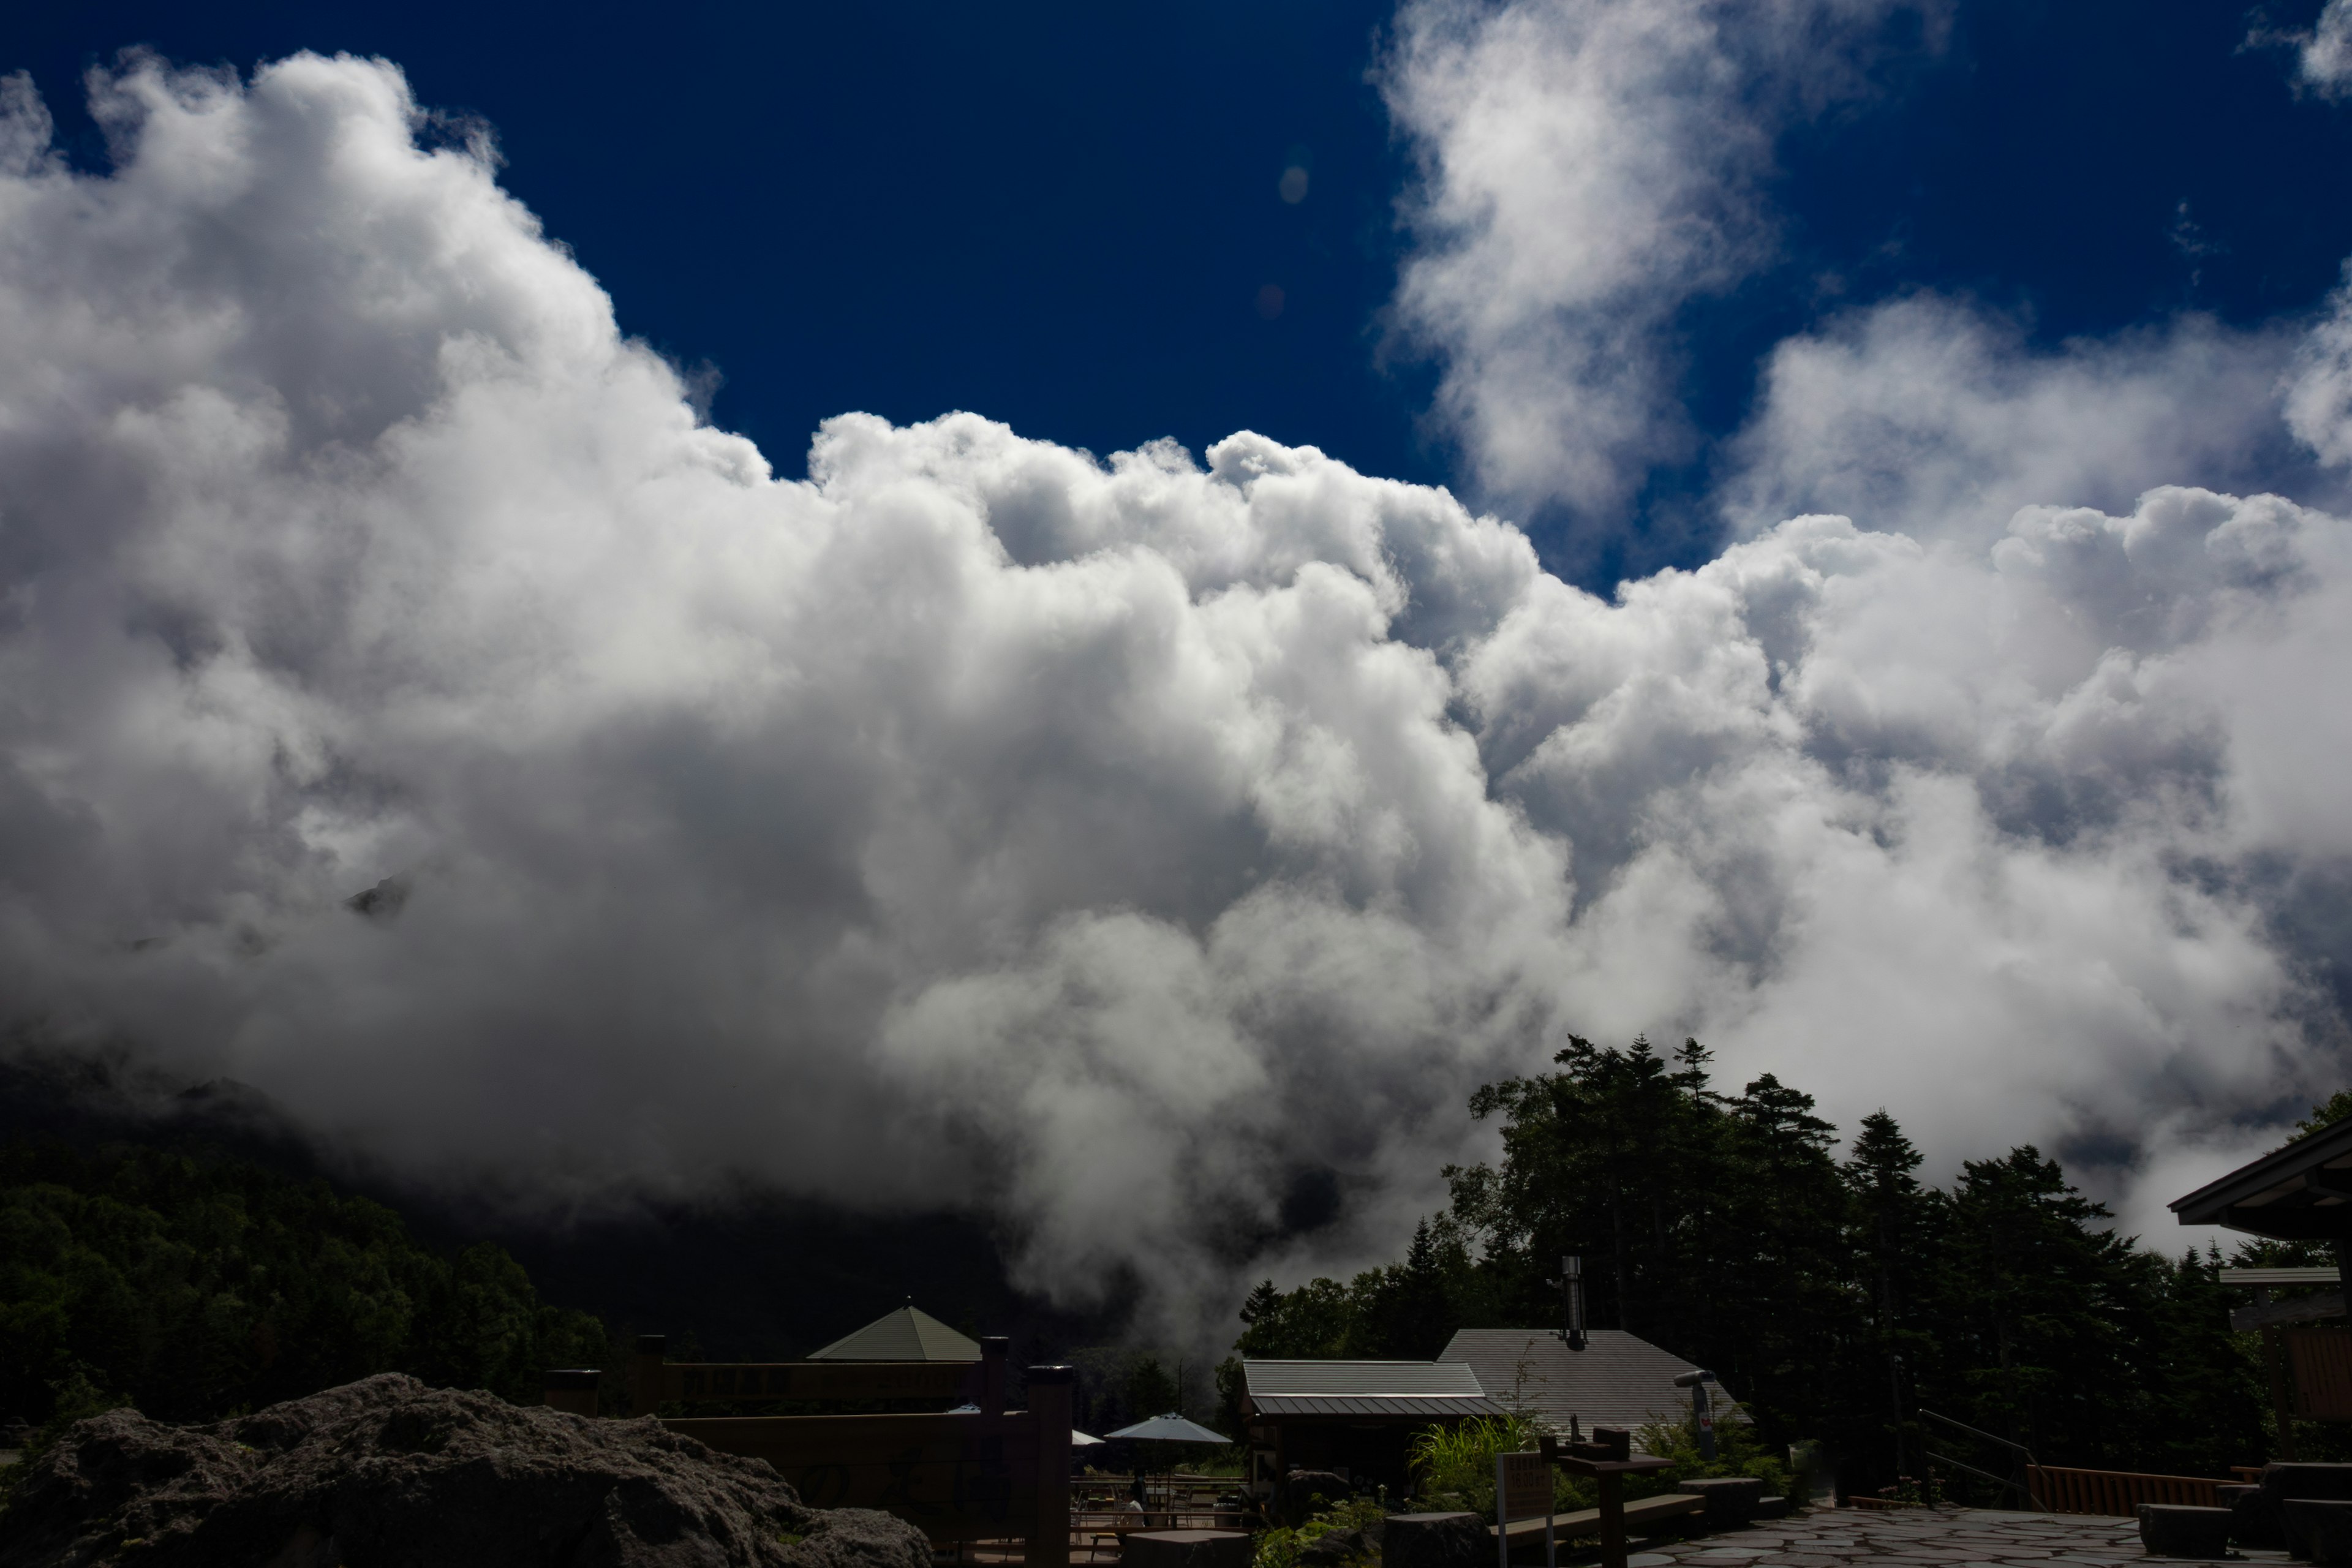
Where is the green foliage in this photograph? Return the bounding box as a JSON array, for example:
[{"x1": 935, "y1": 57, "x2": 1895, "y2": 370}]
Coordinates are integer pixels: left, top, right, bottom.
[
  {"x1": 1253, "y1": 1526, "x2": 1299, "y2": 1568},
  {"x1": 1127, "y1": 1356, "x2": 1180, "y2": 1418},
  {"x1": 1231, "y1": 1040, "x2": 2292, "y2": 1498},
  {"x1": 1231, "y1": 1223, "x2": 1480, "y2": 1366},
  {"x1": 1215, "y1": 1354, "x2": 1247, "y2": 1438},
  {"x1": 1406, "y1": 1414, "x2": 1592, "y2": 1515},
  {"x1": 1253, "y1": 1496, "x2": 1384, "y2": 1568},
  {"x1": 0, "y1": 1139, "x2": 609, "y2": 1427},
  {"x1": 2297, "y1": 1090, "x2": 2352, "y2": 1136},
  {"x1": 1066, "y1": 1344, "x2": 1218, "y2": 1441},
  {"x1": 1632, "y1": 1402, "x2": 1792, "y2": 1497}
]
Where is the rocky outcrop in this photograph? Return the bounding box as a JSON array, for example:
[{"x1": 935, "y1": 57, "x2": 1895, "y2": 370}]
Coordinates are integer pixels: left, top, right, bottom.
[
  {"x1": 0, "y1": 1373, "x2": 935, "y2": 1568},
  {"x1": 2286, "y1": 1499, "x2": 2352, "y2": 1566},
  {"x1": 1379, "y1": 1512, "x2": 1483, "y2": 1568},
  {"x1": 1675, "y1": 1479, "x2": 1764, "y2": 1531},
  {"x1": 2135, "y1": 1504, "x2": 2231, "y2": 1560}
]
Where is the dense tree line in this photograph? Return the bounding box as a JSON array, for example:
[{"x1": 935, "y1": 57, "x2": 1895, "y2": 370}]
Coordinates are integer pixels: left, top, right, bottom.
[
  {"x1": 0, "y1": 1139, "x2": 609, "y2": 1428},
  {"x1": 1224, "y1": 1036, "x2": 2288, "y2": 1495}
]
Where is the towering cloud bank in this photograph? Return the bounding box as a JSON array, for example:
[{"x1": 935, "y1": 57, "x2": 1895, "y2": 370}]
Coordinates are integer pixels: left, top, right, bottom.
[{"x1": 0, "y1": 51, "x2": 2346, "y2": 1332}]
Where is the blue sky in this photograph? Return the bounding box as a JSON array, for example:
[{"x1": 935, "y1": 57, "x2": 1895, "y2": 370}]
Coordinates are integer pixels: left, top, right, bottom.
[{"x1": 17, "y1": 0, "x2": 2352, "y2": 587}]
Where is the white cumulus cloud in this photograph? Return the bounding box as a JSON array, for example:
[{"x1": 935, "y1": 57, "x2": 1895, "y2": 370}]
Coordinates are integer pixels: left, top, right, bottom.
[
  {"x1": 0, "y1": 48, "x2": 2348, "y2": 1343},
  {"x1": 1722, "y1": 295, "x2": 2310, "y2": 548},
  {"x1": 2297, "y1": 0, "x2": 2352, "y2": 97},
  {"x1": 1381, "y1": 0, "x2": 1945, "y2": 519}
]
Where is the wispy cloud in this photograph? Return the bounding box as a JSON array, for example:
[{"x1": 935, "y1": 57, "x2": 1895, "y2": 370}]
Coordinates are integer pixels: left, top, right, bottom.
[
  {"x1": 2296, "y1": 0, "x2": 2352, "y2": 96},
  {"x1": 1380, "y1": 0, "x2": 1945, "y2": 523}
]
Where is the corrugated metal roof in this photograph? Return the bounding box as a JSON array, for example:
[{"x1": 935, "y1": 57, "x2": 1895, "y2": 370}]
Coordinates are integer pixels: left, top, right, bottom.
[
  {"x1": 1438, "y1": 1329, "x2": 1749, "y2": 1437},
  {"x1": 1250, "y1": 1393, "x2": 1509, "y2": 1419},
  {"x1": 1242, "y1": 1359, "x2": 1492, "y2": 1398},
  {"x1": 807, "y1": 1305, "x2": 981, "y2": 1362}
]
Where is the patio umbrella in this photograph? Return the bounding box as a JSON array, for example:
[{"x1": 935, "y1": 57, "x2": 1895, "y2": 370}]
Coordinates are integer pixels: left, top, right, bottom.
[
  {"x1": 1105, "y1": 1414, "x2": 1228, "y2": 1443},
  {"x1": 954, "y1": 1403, "x2": 1106, "y2": 1447},
  {"x1": 1105, "y1": 1414, "x2": 1232, "y2": 1506}
]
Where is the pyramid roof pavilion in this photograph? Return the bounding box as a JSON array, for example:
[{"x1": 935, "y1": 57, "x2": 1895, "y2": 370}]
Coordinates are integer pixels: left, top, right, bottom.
[{"x1": 807, "y1": 1303, "x2": 982, "y2": 1361}]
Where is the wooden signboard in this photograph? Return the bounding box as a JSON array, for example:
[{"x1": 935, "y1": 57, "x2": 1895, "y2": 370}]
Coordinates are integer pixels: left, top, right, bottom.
[
  {"x1": 2288, "y1": 1328, "x2": 2352, "y2": 1420},
  {"x1": 1498, "y1": 1451, "x2": 1554, "y2": 1568}
]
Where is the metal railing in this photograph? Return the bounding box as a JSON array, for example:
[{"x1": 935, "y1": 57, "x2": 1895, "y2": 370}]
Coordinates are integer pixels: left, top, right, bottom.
[{"x1": 1919, "y1": 1409, "x2": 2041, "y2": 1511}]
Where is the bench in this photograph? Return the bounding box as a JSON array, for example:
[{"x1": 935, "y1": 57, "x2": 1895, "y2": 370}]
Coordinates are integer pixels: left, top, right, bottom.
[{"x1": 1490, "y1": 1492, "x2": 1706, "y2": 1542}]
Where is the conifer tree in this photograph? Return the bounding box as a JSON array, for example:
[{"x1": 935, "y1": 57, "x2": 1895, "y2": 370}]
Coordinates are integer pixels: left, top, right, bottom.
[{"x1": 1225, "y1": 1048, "x2": 2309, "y2": 1493}]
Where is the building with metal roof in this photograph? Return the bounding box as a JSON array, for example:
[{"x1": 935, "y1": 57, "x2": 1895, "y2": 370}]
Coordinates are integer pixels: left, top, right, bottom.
[
  {"x1": 2172, "y1": 1121, "x2": 2352, "y2": 1438},
  {"x1": 1237, "y1": 1358, "x2": 1507, "y2": 1498},
  {"x1": 807, "y1": 1304, "x2": 981, "y2": 1362},
  {"x1": 1241, "y1": 1357, "x2": 1504, "y2": 1419},
  {"x1": 1438, "y1": 1329, "x2": 1745, "y2": 1440}
]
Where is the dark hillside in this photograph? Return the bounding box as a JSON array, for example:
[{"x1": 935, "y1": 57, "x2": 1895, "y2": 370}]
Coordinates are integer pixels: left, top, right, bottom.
[
  {"x1": 0, "y1": 1136, "x2": 609, "y2": 1426},
  {"x1": 0, "y1": 1050, "x2": 1110, "y2": 1422}
]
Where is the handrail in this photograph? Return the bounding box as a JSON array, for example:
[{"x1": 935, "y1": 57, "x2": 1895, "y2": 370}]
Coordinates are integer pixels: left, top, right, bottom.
[
  {"x1": 1918, "y1": 1409, "x2": 2041, "y2": 1510},
  {"x1": 1918, "y1": 1409, "x2": 2036, "y2": 1462},
  {"x1": 1924, "y1": 1447, "x2": 2041, "y2": 1510}
]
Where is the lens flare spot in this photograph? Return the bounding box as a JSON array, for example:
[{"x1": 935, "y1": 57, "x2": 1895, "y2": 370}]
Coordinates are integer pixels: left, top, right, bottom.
[
  {"x1": 1279, "y1": 165, "x2": 1310, "y2": 203},
  {"x1": 1256, "y1": 284, "x2": 1285, "y2": 319}
]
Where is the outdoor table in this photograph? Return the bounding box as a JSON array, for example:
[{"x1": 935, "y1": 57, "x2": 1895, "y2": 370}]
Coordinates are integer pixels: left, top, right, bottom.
[{"x1": 1541, "y1": 1431, "x2": 1675, "y2": 1568}]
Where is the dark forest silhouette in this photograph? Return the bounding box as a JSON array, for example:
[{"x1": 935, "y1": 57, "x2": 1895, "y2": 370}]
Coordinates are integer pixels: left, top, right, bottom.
[
  {"x1": 4, "y1": 1038, "x2": 2342, "y2": 1502},
  {"x1": 1221, "y1": 1037, "x2": 2342, "y2": 1497}
]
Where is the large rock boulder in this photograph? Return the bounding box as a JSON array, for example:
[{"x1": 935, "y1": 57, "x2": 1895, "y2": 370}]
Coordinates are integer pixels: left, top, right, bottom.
[
  {"x1": 2266, "y1": 1466, "x2": 2352, "y2": 1560},
  {"x1": 2136, "y1": 1504, "x2": 2231, "y2": 1560},
  {"x1": 2220, "y1": 1484, "x2": 2278, "y2": 1550},
  {"x1": 2268, "y1": 1465, "x2": 2352, "y2": 1503},
  {"x1": 1296, "y1": 1521, "x2": 1379, "y2": 1568},
  {"x1": 1380, "y1": 1512, "x2": 1484, "y2": 1568},
  {"x1": 1674, "y1": 1479, "x2": 1764, "y2": 1531},
  {"x1": 2286, "y1": 1499, "x2": 2352, "y2": 1566},
  {"x1": 0, "y1": 1373, "x2": 935, "y2": 1568}
]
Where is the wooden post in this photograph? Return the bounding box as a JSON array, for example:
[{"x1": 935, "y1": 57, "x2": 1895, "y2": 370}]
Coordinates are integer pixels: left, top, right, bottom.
[
  {"x1": 1027, "y1": 1365, "x2": 1074, "y2": 1568},
  {"x1": 1547, "y1": 1427, "x2": 1662, "y2": 1568},
  {"x1": 1495, "y1": 1453, "x2": 1509, "y2": 1568},
  {"x1": 981, "y1": 1337, "x2": 1009, "y2": 1418},
  {"x1": 543, "y1": 1368, "x2": 600, "y2": 1417},
  {"x1": 634, "y1": 1335, "x2": 668, "y2": 1420},
  {"x1": 2257, "y1": 1288, "x2": 2299, "y2": 1461}
]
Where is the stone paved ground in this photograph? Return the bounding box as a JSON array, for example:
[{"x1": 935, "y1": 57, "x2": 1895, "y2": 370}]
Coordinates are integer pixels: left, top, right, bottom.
[{"x1": 1604, "y1": 1506, "x2": 2282, "y2": 1568}]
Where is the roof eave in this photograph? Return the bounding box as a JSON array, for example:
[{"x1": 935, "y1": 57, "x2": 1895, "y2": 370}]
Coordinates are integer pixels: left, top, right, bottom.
[{"x1": 2171, "y1": 1118, "x2": 2352, "y2": 1232}]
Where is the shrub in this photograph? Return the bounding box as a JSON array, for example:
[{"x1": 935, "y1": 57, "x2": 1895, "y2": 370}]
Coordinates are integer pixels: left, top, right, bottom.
[
  {"x1": 1408, "y1": 1415, "x2": 1596, "y2": 1515},
  {"x1": 1631, "y1": 1403, "x2": 1793, "y2": 1497}
]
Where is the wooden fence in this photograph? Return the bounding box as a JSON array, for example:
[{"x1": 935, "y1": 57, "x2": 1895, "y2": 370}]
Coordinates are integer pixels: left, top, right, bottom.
[
  {"x1": 2025, "y1": 1464, "x2": 2222, "y2": 1515},
  {"x1": 548, "y1": 1335, "x2": 1071, "y2": 1567}
]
